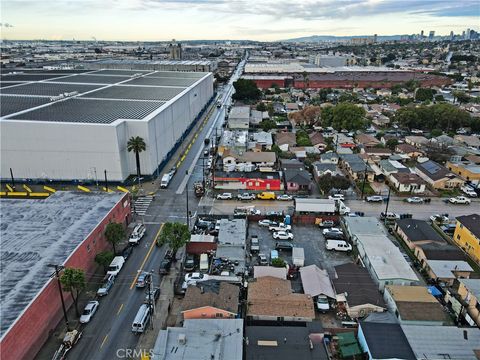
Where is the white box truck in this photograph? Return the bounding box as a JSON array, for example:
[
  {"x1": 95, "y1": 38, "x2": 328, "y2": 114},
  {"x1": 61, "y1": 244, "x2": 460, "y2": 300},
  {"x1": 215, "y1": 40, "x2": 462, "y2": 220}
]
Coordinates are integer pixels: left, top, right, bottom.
[
  {"x1": 199, "y1": 253, "x2": 209, "y2": 272},
  {"x1": 292, "y1": 247, "x2": 305, "y2": 267}
]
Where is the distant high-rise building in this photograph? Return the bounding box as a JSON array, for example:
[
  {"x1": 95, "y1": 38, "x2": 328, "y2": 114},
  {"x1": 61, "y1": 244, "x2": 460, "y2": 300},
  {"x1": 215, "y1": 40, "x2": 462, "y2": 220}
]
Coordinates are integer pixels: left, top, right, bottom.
[
  {"x1": 466, "y1": 28, "x2": 471, "y2": 40},
  {"x1": 428, "y1": 31, "x2": 435, "y2": 40},
  {"x1": 462, "y1": 30, "x2": 466, "y2": 39},
  {"x1": 168, "y1": 39, "x2": 182, "y2": 60},
  {"x1": 450, "y1": 31, "x2": 454, "y2": 41},
  {"x1": 373, "y1": 34, "x2": 377, "y2": 43},
  {"x1": 420, "y1": 30, "x2": 424, "y2": 38}
]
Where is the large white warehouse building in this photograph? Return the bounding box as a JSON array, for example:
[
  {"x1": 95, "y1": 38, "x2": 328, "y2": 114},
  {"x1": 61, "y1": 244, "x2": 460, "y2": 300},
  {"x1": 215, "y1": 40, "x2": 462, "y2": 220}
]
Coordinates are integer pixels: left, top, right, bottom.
[{"x1": 0, "y1": 69, "x2": 214, "y2": 181}]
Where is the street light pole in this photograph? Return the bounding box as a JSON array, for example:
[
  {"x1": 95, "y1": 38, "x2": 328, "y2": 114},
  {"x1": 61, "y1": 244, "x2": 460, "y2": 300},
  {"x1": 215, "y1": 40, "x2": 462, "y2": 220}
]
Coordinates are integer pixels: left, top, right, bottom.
[
  {"x1": 360, "y1": 164, "x2": 368, "y2": 200},
  {"x1": 104, "y1": 169, "x2": 108, "y2": 192},
  {"x1": 384, "y1": 187, "x2": 391, "y2": 225},
  {"x1": 9, "y1": 168, "x2": 15, "y2": 190},
  {"x1": 186, "y1": 170, "x2": 190, "y2": 229},
  {"x1": 48, "y1": 264, "x2": 69, "y2": 331}
]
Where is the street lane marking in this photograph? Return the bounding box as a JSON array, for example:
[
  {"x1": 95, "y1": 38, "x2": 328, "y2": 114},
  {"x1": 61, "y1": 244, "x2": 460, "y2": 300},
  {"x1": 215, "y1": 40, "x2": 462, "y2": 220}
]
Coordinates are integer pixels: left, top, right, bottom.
[
  {"x1": 100, "y1": 334, "x2": 108, "y2": 349},
  {"x1": 117, "y1": 303, "x2": 124, "y2": 315},
  {"x1": 129, "y1": 223, "x2": 164, "y2": 290}
]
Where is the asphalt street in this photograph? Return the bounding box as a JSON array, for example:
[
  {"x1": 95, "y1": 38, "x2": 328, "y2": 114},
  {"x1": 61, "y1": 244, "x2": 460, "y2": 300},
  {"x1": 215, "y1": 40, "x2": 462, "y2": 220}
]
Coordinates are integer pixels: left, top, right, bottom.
[{"x1": 65, "y1": 60, "x2": 245, "y2": 360}]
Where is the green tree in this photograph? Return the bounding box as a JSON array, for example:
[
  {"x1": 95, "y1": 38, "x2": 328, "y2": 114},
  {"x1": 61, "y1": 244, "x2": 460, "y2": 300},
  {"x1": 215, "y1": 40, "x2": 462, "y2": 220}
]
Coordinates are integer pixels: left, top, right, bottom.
[
  {"x1": 60, "y1": 268, "x2": 86, "y2": 317},
  {"x1": 260, "y1": 119, "x2": 277, "y2": 131},
  {"x1": 127, "y1": 136, "x2": 146, "y2": 181},
  {"x1": 232, "y1": 79, "x2": 262, "y2": 101},
  {"x1": 321, "y1": 102, "x2": 366, "y2": 131},
  {"x1": 271, "y1": 258, "x2": 286, "y2": 268},
  {"x1": 404, "y1": 79, "x2": 420, "y2": 92},
  {"x1": 267, "y1": 103, "x2": 275, "y2": 117},
  {"x1": 430, "y1": 129, "x2": 443, "y2": 137},
  {"x1": 434, "y1": 94, "x2": 445, "y2": 102},
  {"x1": 385, "y1": 139, "x2": 399, "y2": 150},
  {"x1": 95, "y1": 251, "x2": 115, "y2": 273},
  {"x1": 104, "y1": 222, "x2": 125, "y2": 255},
  {"x1": 157, "y1": 222, "x2": 190, "y2": 256},
  {"x1": 256, "y1": 102, "x2": 267, "y2": 112},
  {"x1": 317, "y1": 174, "x2": 351, "y2": 194},
  {"x1": 296, "y1": 130, "x2": 312, "y2": 146},
  {"x1": 453, "y1": 91, "x2": 471, "y2": 104},
  {"x1": 415, "y1": 88, "x2": 435, "y2": 102}
]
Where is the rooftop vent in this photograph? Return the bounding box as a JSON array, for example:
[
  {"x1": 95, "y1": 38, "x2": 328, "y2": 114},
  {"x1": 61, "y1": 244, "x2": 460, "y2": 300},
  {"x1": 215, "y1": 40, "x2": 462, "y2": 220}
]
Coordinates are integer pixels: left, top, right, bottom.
[{"x1": 178, "y1": 334, "x2": 186, "y2": 345}]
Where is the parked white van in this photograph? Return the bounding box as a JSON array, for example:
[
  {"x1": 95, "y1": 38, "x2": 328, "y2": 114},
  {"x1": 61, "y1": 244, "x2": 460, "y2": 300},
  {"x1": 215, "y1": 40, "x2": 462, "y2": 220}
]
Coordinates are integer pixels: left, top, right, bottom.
[
  {"x1": 107, "y1": 256, "x2": 125, "y2": 276},
  {"x1": 199, "y1": 253, "x2": 209, "y2": 272},
  {"x1": 160, "y1": 173, "x2": 173, "y2": 188},
  {"x1": 132, "y1": 304, "x2": 151, "y2": 334},
  {"x1": 325, "y1": 240, "x2": 352, "y2": 252},
  {"x1": 129, "y1": 223, "x2": 146, "y2": 245}
]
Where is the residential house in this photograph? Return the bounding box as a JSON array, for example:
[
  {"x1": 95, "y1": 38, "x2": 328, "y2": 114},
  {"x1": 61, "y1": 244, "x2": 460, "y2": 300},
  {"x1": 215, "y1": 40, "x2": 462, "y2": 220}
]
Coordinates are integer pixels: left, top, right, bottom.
[
  {"x1": 395, "y1": 143, "x2": 424, "y2": 158},
  {"x1": 395, "y1": 219, "x2": 445, "y2": 251},
  {"x1": 343, "y1": 217, "x2": 419, "y2": 290},
  {"x1": 447, "y1": 160, "x2": 480, "y2": 184},
  {"x1": 220, "y1": 130, "x2": 248, "y2": 151},
  {"x1": 275, "y1": 132, "x2": 296, "y2": 152},
  {"x1": 186, "y1": 234, "x2": 217, "y2": 255},
  {"x1": 415, "y1": 160, "x2": 464, "y2": 189},
  {"x1": 426, "y1": 260, "x2": 474, "y2": 285},
  {"x1": 448, "y1": 278, "x2": 480, "y2": 327},
  {"x1": 300, "y1": 265, "x2": 336, "y2": 300},
  {"x1": 371, "y1": 114, "x2": 390, "y2": 127},
  {"x1": 431, "y1": 134, "x2": 455, "y2": 148},
  {"x1": 379, "y1": 159, "x2": 409, "y2": 176},
  {"x1": 312, "y1": 162, "x2": 337, "y2": 181},
  {"x1": 245, "y1": 325, "x2": 329, "y2": 360},
  {"x1": 181, "y1": 281, "x2": 239, "y2": 320},
  {"x1": 284, "y1": 169, "x2": 311, "y2": 193},
  {"x1": 253, "y1": 266, "x2": 287, "y2": 279},
  {"x1": 319, "y1": 152, "x2": 339, "y2": 164},
  {"x1": 405, "y1": 135, "x2": 429, "y2": 148},
  {"x1": 285, "y1": 102, "x2": 299, "y2": 112},
  {"x1": 389, "y1": 172, "x2": 427, "y2": 193},
  {"x1": 333, "y1": 263, "x2": 386, "y2": 319},
  {"x1": 151, "y1": 319, "x2": 243, "y2": 360},
  {"x1": 361, "y1": 147, "x2": 392, "y2": 160},
  {"x1": 334, "y1": 133, "x2": 356, "y2": 149},
  {"x1": 356, "y1": 133, "x2": 381, "y2": 148},
  {"x1": 222, "y1": 150, "x2": 276, "y2": 172},
  {"x1": 213, "y1": 171, "x2": 283, "y2": 191},
  {"x1": 228, "y1": 106, "x2": 250, "y2": 130},
  {"x1": 358, "y1": 321, "x2": 416, "y2": 360},
  {"x1": 454, "y1": 135, "x2": 480, "y2": 149},
  {"x1": 383, "y1": 285, "x2": 450, "y2": 326},
  {"x1": 453, "y1": 214, "x2": 480, "y2": 264},
  {"x1": 339, "y1": 154, "x2": 374, "y2": 182},
  {"x1": 250, "y1": 109, "x2": 269, "y2": 126},
  {"x1": 247, "y1": 276, "x2": 315, "y2": 323},
  {"x1": 249, "y1": 131, "x2": 273, "y2": 151},
  {"x1": 401, "y1": 325, "x2": 480, "y2": 360},
  {"x1": 308, "y1": 132, "x2": 327, "y2": 151}
]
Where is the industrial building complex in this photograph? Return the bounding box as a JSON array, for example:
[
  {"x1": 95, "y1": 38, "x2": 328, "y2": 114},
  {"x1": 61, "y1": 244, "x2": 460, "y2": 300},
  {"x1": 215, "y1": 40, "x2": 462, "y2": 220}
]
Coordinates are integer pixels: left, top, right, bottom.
[
  {"x1": 0, "y1": 68, "x2": 214, "y2": 182},
  {"x1": 0, "y1": 191, "x2": 130, "y2": 360}
]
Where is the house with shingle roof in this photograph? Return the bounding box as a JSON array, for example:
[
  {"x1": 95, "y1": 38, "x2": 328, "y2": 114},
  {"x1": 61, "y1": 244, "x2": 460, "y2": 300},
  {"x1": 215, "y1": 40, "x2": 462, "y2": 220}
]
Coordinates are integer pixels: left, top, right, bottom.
[{"x1": 247, "y1": 276, "x2": 315, "y2": 323}]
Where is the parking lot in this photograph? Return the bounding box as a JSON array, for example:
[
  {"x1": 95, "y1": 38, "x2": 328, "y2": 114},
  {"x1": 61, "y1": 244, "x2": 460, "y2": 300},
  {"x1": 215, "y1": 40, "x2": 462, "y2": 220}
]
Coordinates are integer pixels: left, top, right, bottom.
[{"x1": 248, "y1": 222, "x2": 353, "y2": 277}]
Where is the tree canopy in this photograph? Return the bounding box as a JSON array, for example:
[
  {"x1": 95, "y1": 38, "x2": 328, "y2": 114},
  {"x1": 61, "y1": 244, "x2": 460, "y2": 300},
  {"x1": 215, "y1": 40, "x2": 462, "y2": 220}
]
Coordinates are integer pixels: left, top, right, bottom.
[
  {"x1": 60, "y1": 268, "x2": 86, "y2": 317},
  {"x1": 157, "y1": 222, "x2": 190, "y2": 254},
  {"x1": 320, "y1": 102, "x2": 366, "y2": 131},
  {"x1": 288, "y1": 105, "x2": 321, "y2": 126},
  {"x1": 95, "y1": 251, "x2": 115, "y2": 273},
  {"x1": 296, "y1": 130, "x2": 312, "y2": 146},
  {"x1": 232, "y1": 79, "x2": 262, "y2": 101},
  {"x1": 415, "y1": 88, "x2": 435, "y2": 102},
  {"x1": 317, "y1": 174, "x2": 351, "y2": 194},
  {"x1": 105, "y1": 222, "x2": 125, "y2": 255},
  {"x1": 394, "y1": 103, "x2": 472, "y2": 132}
]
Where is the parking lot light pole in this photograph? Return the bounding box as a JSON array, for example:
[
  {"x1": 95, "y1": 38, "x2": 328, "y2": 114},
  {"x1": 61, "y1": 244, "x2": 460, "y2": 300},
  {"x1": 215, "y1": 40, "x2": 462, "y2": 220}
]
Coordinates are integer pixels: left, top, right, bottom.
[
  {"x1": 47, "y1": 264, "x2": 70, "y2": 331},
  {"x1": 360, "y1": 164, "x2": 368, "y2": 200}
]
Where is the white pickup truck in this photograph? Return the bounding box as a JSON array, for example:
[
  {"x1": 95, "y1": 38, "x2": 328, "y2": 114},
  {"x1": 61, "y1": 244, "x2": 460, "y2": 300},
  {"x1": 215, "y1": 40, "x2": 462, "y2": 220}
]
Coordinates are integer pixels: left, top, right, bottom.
[
  {"x1": 160, "y1": 172, "x2": 173, "y2": 188},
  {"x1": 461, "y1": 185, "x2": 478, "y2": 198},
  {"x1": 268, "y1": 223, "x2": 292, "y2": 232}
]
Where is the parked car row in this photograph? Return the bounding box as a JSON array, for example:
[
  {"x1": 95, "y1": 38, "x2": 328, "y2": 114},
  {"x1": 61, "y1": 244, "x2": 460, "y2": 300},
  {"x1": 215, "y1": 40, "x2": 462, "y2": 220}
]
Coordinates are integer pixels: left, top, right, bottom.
[{"x1": 216, "y1": 192, "x2": 293, "y2": 201}]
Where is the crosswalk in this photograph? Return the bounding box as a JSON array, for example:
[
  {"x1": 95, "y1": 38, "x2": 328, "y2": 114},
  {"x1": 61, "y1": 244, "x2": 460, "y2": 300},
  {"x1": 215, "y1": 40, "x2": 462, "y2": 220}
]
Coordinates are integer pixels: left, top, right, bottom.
[{"x1": 132, "y1": 196, "x2": 153, "y2": 216}]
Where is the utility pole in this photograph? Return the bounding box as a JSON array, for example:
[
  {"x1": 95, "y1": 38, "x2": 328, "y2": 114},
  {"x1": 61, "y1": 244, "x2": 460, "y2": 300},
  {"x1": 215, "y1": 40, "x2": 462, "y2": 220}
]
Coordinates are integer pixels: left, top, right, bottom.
[
  {"x1": 383, "y1": 187, "x2": 391, "y2": 225},
  {"x1": 104, "y1": 170, "x2": 108, "y2": 192},
  {"x1": 47, "y1": 264, "x2": 69, "y2": 331},
  {"x1": 360, "y1": 164, "x2": 368, "y2": 200},
  {"x1": 9, "y1": 168, "x2": 15, "y2": 190},
  {"x1": 93, "y1": 167, "x2": 99, "y2": 188},
  {"x1": 202, "y1": 155, "x2": 206, "y2": 189},
  {"x1": 148, "y1": 270, "x2": 154, "y2": 329},
  {"x1": 186, "y1": 170, "x2": 190, "y2": 229}
]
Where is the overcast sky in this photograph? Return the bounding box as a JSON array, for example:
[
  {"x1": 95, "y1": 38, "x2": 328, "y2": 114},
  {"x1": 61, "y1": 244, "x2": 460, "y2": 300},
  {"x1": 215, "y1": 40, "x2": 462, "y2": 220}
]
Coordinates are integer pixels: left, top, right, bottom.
[{"x1": 1, "y1": 0, "x2": 479, "y2": 41}]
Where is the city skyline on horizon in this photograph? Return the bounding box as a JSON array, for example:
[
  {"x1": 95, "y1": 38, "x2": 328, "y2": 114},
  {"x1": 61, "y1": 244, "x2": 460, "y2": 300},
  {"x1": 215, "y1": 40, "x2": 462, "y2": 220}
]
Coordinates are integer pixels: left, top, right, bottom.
[{"x1": 1, "y1": 0, "x2": 479, "y2": 42}]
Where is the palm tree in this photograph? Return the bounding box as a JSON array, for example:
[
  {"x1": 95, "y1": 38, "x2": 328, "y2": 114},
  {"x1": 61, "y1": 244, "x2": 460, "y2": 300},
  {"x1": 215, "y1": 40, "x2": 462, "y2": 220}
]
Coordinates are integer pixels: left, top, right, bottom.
[{"x1": 127, "y1": 136, "x2": 146, "y2": 181}]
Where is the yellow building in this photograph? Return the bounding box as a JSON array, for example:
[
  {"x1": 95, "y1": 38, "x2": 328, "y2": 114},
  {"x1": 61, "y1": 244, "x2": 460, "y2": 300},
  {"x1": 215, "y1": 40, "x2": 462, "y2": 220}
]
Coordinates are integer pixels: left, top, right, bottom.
[
  {"x1": 453, "y1": 214, "x2": 480, "y2": 264},
  {"x1": 447, "y1": 161, "x2": 480, "y2": 182}
]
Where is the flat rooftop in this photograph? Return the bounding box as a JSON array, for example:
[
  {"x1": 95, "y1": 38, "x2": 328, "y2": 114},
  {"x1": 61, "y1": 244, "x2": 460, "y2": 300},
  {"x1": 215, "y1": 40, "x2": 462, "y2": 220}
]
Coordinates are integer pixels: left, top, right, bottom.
[
  {"x1": 0, "y1": 69, "x2": 209, "y2": 123},
  {"x1": 0, "y1": 191, "x2": 123, "y2": 338}
]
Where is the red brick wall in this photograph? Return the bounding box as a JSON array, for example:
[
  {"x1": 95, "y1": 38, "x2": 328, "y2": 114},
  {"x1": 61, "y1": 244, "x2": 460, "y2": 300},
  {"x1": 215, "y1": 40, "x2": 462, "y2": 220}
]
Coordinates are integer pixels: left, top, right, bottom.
[
  {"x1": 251, "y1": 79, "x2": 286, "y2": 89},
  {"x1": 0, "y1": 193, "x2": 131, "y2": 360},
  {"x1": 293, "y1": 78, "x2": 451, "y2": 89}
]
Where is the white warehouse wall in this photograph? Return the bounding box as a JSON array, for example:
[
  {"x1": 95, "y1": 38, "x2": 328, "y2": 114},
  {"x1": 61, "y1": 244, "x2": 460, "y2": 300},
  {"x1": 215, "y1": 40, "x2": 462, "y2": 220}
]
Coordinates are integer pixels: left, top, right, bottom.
[{"x1": 1, "y1": 73, "x2": 214, "y2": 182}]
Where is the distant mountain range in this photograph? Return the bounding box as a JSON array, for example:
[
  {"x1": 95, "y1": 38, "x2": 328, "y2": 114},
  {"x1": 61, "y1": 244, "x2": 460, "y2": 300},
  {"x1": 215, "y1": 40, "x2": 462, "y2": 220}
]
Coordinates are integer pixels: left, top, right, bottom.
[{"x1": 282, "y1": 35, "x2": 405, "y2": 42}]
